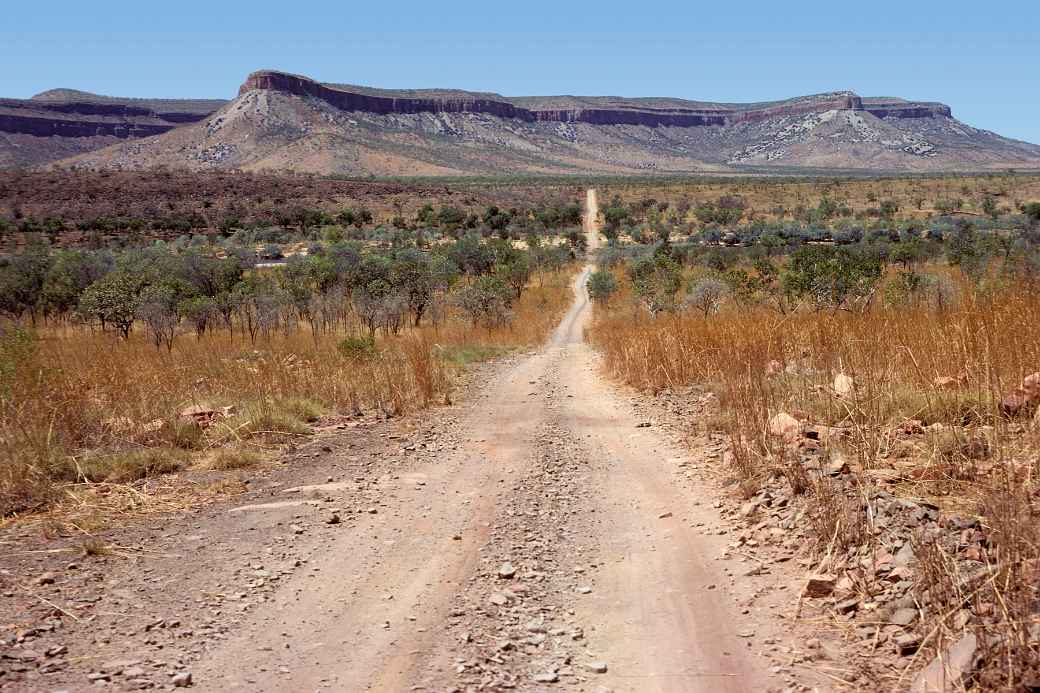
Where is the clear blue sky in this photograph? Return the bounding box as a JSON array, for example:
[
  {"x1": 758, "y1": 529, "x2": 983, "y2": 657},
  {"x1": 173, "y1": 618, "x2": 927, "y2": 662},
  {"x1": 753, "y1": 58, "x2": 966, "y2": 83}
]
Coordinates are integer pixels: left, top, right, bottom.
[{"x1": 4, "y1": 0, "x2": 1038, "y2": 143}]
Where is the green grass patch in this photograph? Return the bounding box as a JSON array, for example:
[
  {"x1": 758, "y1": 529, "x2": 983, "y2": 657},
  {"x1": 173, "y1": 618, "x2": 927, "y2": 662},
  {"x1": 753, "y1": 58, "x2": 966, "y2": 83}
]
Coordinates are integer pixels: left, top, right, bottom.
[
  {"x1": 76, "y1": 447, "x2": 187, "y2": 483},
  {"x1": 201, "y1": 446, "x2": 264, "y2": 471},
  {"x1": 437, "y1": 344, "x2": 515, "y2": 367}
]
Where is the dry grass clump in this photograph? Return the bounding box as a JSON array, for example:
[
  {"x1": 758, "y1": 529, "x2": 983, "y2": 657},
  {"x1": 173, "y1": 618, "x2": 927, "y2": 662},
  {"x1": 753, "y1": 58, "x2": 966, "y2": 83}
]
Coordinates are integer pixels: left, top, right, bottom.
[{"x1": 1, "y1": 268, "x2": 575, "y2": 519}]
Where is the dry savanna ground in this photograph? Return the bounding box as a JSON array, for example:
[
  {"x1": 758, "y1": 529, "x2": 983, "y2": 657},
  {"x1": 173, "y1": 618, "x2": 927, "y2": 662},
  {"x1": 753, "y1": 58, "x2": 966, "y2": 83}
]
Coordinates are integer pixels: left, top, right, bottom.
[
  {"x1": 588, "y1": 262, "x2": 1040, "y2": 690},
  {"x1": 0, "y1": 267, "x2": 576, "y2": 527},
  {"x1": 3, "y1": 174, "x2": 1040, "y2": 692}
]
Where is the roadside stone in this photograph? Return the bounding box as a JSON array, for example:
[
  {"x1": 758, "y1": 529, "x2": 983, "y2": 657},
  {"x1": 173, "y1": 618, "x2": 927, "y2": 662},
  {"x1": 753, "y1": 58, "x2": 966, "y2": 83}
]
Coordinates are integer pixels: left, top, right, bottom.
[
  {"x1": 895, "y1": 633, "x2": 921, "y2": 656},
  {"x1": 890, "y1": 607, "x2": 918, "y2": 627},
  {"x1": 894, "y1": 542, "x2": 916, "y2": 567},
  {"x1": 533, "y1": 672, "x2": 559, "y2": 683},
  {"x1": 768, "y1": 412, "x2": 802, "y2": 441},
  {"x1": 488, "y1": 592, "x2": 510, "y2": 606},
  {"x1": 171, "y1": 671, "x2": 193, "y2": 687},
  {"x1": 835, "y1": 598, "x2": 860, "y2": 614},
  {"x1": 802, "y1": 575, "x2": 836, "y2": 598},
  {"x1": 910, "y1": 632, "x2": 978, "y2": 693},
  {"x1": 833, "y1": 373, "x2": 855, "y2": 397},
  {"x1": 584, "y1": 661, "x2": 608, "y2": 673}
]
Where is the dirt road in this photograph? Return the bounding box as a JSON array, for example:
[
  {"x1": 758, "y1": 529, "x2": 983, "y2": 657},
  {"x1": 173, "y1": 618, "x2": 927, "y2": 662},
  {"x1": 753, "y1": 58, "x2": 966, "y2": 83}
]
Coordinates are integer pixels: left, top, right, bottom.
[
  {"x1": 3, "y1": 189, "x2": 800, "y2": 692},
  {"x1": 184, "y1": 191, "x2": 777, "y2": 692}
]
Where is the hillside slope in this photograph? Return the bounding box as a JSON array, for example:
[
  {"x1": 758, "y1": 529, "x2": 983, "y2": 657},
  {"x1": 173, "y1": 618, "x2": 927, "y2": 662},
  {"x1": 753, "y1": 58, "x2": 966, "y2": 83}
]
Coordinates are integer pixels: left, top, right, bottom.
[
  {"x1": 0, "y1": 90, "x2": 226, "y2": 169},
  {"x1": 47, "y1": 70, "x2": 1040, "y2": 174}
]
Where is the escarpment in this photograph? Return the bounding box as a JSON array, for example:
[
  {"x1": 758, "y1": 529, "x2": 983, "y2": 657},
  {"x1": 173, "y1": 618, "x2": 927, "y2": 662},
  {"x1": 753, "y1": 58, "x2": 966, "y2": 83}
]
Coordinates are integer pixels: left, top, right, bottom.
[
  {"x1": 238, "y1": 70, "x2": 951, "y2": 128},
  {"x1": 7, "y1": 69, "x2": 1038, "y2": 174},
  {"x1": 0, "y1": 92, "x2": 227, "y2": 167}
]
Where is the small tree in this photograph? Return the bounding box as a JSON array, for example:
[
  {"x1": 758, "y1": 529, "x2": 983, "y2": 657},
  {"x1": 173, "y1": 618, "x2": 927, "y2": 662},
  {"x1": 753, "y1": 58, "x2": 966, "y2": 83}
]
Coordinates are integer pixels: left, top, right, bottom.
[
  {"x1": 628, "y1": 254, "x2": 682, "y2": 316},
  {"x1": 137, "y1": 284, "x2": 182, "y2": 351},
  {"x1": 686, "y1": 278, "x2": 729, "y2": 317},
  {"x1": 78, "y1": 272, "x2": 143, "y2": 338},
  {"x1": 587, "y1": 270, "x2": 618, "y2": 305},
  {"x1": 452, "y1": 276, "x2": 513, "y2": 334},
  {"x1": 179, "y1": 296, "x2": 218, "y2": 338},
  {"x1": 499, "y1": 256, "x2": 532, "y2": 299},
  {"x1": 781, "y1": 246, "x2": 883, "y2": 311}
]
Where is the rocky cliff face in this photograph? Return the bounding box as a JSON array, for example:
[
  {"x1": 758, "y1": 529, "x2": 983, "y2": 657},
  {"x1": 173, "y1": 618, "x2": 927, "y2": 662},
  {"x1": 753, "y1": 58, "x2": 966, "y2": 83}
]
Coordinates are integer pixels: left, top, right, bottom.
[
  {"x1": 0, "y1": 92, "x2": 226, "y2": 168},
  {"x1": 238, "y1": 70, "x2": 953, "y2": 129},
  {"x1": 19, "y1": 70, "x2": 1040, "y2": 175}
]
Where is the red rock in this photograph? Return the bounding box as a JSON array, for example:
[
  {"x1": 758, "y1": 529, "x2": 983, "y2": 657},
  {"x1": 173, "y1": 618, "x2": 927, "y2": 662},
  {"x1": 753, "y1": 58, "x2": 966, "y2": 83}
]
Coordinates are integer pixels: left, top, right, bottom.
[{"x1": 802, "y1": 574, "x2": 836, "y2": 597}]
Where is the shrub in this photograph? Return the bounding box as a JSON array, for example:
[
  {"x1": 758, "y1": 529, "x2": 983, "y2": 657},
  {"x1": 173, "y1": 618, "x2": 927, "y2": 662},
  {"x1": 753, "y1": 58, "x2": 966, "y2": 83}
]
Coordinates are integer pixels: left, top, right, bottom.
[
  {"x1": 588, "y1": 270, "x2": 619, "y2": 305},
  {"x1": 338, "y1": 334, "x2": 377, "y2": 360}
]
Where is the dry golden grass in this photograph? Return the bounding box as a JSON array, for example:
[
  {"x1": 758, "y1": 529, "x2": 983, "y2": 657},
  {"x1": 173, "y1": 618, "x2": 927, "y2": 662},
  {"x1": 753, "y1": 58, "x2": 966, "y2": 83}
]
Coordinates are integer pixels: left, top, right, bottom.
[
  {"x1": 0, "y1": 268, "x2": 576, "y2": 519},
  {"x1": 589, "y1": 265, "x2": 1040, "y2": 687}
]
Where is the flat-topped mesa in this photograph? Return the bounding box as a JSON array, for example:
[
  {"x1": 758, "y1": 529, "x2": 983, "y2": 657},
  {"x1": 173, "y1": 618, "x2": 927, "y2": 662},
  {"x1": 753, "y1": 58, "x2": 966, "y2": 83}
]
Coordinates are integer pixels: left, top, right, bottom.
[
  {"x1": 0, "y1": 91, "x2": 226, "y2": 140},
  {"x1": 862, "y1": 98, "x2": 953, "y2": 119},
  {"x1": 239, "y1": 70, "x2": 952, "y2": 127}
]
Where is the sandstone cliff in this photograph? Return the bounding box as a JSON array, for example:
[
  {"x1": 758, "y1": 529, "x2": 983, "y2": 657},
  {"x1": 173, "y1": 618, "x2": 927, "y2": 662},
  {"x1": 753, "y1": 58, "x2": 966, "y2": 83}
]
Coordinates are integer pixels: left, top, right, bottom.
[
  {"x1": 13, "y1": 70, "x2": 1040, "y2": 174},
  {"x1": 0, "y1": 92, "x2": 226, "y2": 168}
]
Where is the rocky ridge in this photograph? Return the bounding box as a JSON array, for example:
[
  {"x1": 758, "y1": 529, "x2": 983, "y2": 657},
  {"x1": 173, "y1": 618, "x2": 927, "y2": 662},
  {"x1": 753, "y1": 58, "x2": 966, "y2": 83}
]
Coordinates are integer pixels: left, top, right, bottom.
[
  {"x1": 0, "y1": 91, "x2": 226, "y2": 168},
  {"x1": 242, "y1": 69, "x2": 952, "y2": 129}
]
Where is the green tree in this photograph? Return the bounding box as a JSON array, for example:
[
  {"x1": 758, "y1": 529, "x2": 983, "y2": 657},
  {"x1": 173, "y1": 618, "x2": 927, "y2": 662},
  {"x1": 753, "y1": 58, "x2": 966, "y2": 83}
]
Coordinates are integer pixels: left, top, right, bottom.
[
  {"x1": 498, "y1": 256, "x2": 532, "y2": 299},
  {"x1": 628, "y1": 254, "x2": 682, "y2": 315},
  {"x1": 78, "y1": 272, "x2": 145, "y2": 338},
  {"x1": 782, "y1": 246, "x2": 883, "y2": 311},
  {"x1": 41, "y1": 250, "x2": 111, "y2": 318},
  {"x1": 587, "y1": 270, "x2": 618, "y2": 305},
  {"x1": 452, "y1": 276, "x2": 513, "y2": 333}
]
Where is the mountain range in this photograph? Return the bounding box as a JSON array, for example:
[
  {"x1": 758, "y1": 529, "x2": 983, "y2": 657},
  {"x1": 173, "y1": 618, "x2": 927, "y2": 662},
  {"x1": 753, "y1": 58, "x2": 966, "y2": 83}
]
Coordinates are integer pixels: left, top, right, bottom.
[{"x1": 3, "y1": 69, "x2": 1039, "y2": 175}]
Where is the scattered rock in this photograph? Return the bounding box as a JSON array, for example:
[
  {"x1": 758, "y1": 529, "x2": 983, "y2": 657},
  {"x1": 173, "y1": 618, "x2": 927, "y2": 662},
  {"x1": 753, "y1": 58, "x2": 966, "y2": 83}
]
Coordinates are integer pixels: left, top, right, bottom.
[
  {"x1": 584, "y1": 661, "x2": 608, "y2": 674},
  {"x1": 835, "y1": 598, "x2": 860, "y2": 614},
  {"x1": 890, "y1": 607, "x2": 918, "y2": 627},
  {"x1": 895, "y1": 633, "x2": 921, "y2": 656},
  {"x1": 910, "y1": 632, "x2": 978, "y2": 693},
  {"x1": 768, "y1": 412, "x2": 803, "y2": 441},
  {"x1": 894, "y1": 542, "x2": 916, "y2": 567},
  {"x1": 1001, "y1": 371, "x2": 1040, "y2": 417},
  {"x1": 497, "y1": 563, "x2": 516, "y2": 579},
  {"x1": 802, "y1": 575, "x2": 836, "y2": 598},
  {"x1": 833, "y1": 373, "x2": 855, "y2": 397}
]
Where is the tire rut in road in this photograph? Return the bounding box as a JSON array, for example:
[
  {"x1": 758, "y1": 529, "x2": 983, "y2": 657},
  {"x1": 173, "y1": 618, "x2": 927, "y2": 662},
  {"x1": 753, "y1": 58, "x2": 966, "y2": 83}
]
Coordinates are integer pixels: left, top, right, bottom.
[{"x1": 416, "y1": 355, "x2": 612, "y2": 691}]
